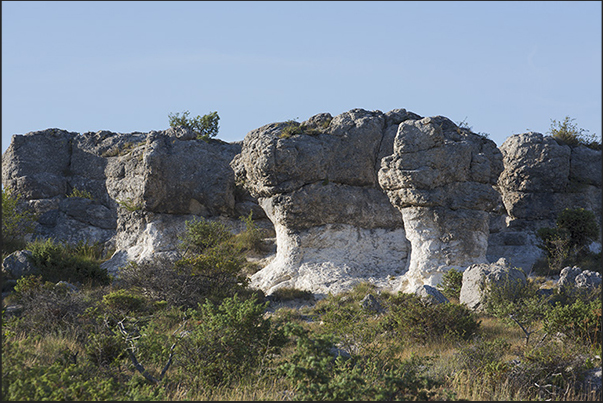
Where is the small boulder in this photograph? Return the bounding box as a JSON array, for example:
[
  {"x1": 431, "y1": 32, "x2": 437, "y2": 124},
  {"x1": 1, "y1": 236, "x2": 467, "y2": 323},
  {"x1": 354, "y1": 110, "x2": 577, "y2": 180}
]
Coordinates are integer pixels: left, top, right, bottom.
[
  {"x1": 360, "y1": 293, "x2": 384, "y2": 313},
  {"x1": 413, "y1": 284, "x2": 449, "y2": 305},
  {"x1": 2, "y1": 250, "x2": 39, "y2": 279}
]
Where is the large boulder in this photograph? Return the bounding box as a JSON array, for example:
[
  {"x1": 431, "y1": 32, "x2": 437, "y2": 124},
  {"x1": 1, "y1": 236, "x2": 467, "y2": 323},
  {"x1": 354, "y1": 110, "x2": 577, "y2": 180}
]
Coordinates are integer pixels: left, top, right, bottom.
[
  {"x1": 2, "y1": 127, "x2": 259, "y2": 276},
  {"x1": 459, "y1": 258, "x2": 527, "y2": 311},
  {"x1": 379, "y1": 116, "x2": 504, "y2": 292}
]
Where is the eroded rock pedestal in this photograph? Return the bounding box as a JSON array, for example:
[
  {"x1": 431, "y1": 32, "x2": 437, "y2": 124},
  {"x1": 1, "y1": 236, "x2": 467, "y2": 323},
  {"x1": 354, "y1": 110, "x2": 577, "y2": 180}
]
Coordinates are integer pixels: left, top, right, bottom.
[
  {"x1": 378, "y1": 116, "x2": 504, "y2": 292},
  {"x1": 3, "y1": 110, "x2": 601, "y2": 297},
  {"x1": 234, "y1": 109, "x2": 417, "y2": 296}
]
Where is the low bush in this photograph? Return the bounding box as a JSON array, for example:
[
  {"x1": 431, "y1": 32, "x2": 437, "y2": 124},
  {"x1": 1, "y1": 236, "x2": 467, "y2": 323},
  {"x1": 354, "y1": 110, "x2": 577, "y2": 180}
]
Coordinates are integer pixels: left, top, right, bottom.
[
  {"x1": 176, "y1": 295, "x2": 285, "y2": 387},
  {"x1": 437, "y1": 268, "x2": 464, "y2": 301},
  {"x1": 383, "y1": 293, "x2": 480, "y2": 344},
  {"x1": 27, "y1": 238, "x2": 111, "y2": 286},
  {"x1": 548, "y1": 116, "x2": 601, "y2": 150},
  {"x1": 178, "y1": 217, "x2": 233, "y2": 257},
  {"x1": 482, "y1": 276, "x2": 549, "y2": 346},
  {"x1": 1, "y1": 188, "x2": 37, "y2": 256},
  {"x1": 543, "y1": 297, "x2": 601, "y2": 347},
  {"x1": 279, "y1": 322, "x2": 444, "y2": 401}
]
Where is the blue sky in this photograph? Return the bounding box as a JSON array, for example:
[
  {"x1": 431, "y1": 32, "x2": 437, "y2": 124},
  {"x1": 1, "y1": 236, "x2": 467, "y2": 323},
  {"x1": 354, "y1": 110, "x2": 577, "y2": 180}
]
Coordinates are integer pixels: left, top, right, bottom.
[{"x1": 2, "y1": 1, "x2": 601, "y2": 155}]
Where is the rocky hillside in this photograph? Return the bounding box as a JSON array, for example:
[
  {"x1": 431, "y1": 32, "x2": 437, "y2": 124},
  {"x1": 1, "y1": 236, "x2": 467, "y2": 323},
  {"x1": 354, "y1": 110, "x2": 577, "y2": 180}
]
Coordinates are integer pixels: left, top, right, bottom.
[{"x1": 2, "y1": 108, "x2": 601, "y2": 297}]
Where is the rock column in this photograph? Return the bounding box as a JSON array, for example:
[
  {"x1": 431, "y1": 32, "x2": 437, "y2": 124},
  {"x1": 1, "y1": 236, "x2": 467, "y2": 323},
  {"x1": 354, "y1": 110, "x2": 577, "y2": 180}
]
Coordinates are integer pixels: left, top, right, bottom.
[{"x1": 378, "y1": 116, "x2": 503, "y2": 291}]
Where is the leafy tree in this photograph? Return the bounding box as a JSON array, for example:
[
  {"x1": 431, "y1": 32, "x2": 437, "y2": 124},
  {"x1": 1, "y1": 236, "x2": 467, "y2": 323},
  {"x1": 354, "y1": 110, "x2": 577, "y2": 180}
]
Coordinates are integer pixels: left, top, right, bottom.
[
  {"x1": 548, "y1": 116, "x2": 601, "y2": 150},
  {"x1": 168, "y1": 110, "x2": 220, "y2": 141}
]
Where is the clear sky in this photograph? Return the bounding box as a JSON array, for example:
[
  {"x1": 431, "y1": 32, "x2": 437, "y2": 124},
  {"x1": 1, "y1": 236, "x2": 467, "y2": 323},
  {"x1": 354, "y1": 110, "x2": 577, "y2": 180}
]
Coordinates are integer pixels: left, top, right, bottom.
[{"x1": 2, "y1": 1, "x2": 601, "y2": 155}]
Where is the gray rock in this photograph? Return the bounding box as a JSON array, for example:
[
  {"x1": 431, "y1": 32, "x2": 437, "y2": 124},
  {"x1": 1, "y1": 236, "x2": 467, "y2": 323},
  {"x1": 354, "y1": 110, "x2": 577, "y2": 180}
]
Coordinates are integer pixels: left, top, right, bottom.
[
  {"x1": 244, "y1": 109, "x2": 412, "y2": 296},
  {"x1": 557, "y1": 266, "x2": 583, "y2": 289},
  {"x1": 379, "y1": 116, "x2": 504, "y2": 292},
  {"x1": 557, "y1": 266, "x2": 602, "y2": 292},
  {"x1": 2, "y1": 129, "x2": 76, "y2": 199},
  {"x1": 487, "y1": 132, "x2": 601, "y2": 273},
  {"x1": 459, "y1": 258, "x2": 527, "y2": 311},
  {"x1": 414, "y1": 284, "x2": 449, "y2": 305},
  {"x1": 2, "y1": 250, "x2": 38, "y2": 279},
  {"x1": 575, "y1": 270, "x2": 602, "y2": 289},
  {"x1": 360, "y1": 293, "x2": 384, "y2": 313}
]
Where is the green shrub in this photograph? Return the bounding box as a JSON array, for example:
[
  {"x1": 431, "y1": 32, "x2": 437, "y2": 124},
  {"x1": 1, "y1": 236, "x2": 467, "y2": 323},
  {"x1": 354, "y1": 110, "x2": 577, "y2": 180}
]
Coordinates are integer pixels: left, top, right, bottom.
[
  {"x1": 232, "y1": 211, "x2": 266, "y2": 254},
  {"x1": 537, "y1": 208, "x2": 600, "y2": 274},
  {"x1": 116, "y1": 197, "x2": 142, "y2": 212},
  {"x1": 168, "y1": 110, "x2": 220, "y2": 141},
  {"x1": 548, "y1": 116, "x2": 601, "y2": 150},
  {"x1": 384, "y1": 293, "x2": 480, "y2": 343},
  {"x1": 279, "y1": 119, "x2": 325, "y2": 139},
  {"x1": 437, "y1": 268, "x2": 464, "y2": 301},
  {"x1": 543, "y1": 297, "x2": 601, "y2": 347},
  {"x1": 2, "y1": 188, "x2": 37, "y2": 256},
  {"x1": 178, "y1": 217, "x2": 233, "y2": 257},
  {"x1": 102, "y1": 289, "x2": 150, "y2": 314},
  {"x1": 279, "y1": 323, "x2": 443, "y2": 401},
  {"x1": 27, "y1": 238, "x2": 111, "y2": 286},
  {"x1": 177, "y1": 295, "x2": 285, "y2": 387},
  {"x1": 454, "y1": 337, "x2": 511, "y2": 381},
  {"x1": 9, "y1": 275, "x2": 92, "y2": 336},
  {"x1": 66, "y1": 187, "x2": 94, "y2": 199},
  {"x1": 482, "y1": 276, "x2": 549, "y2": 345},
  {"x1": 271, "y1": 286, "x2": 315, "y2": 302}
]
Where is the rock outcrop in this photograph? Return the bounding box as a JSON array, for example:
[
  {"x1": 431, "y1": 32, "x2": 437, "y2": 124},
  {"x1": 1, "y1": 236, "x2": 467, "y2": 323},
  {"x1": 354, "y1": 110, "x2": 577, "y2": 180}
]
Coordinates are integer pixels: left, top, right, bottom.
[
  {"x1": 2, "y1": 127, "x2": 261, "y2": 275},
  {"x1": 2, "y1": 108, "x2": 601, "y2": 297},
  {"x1": 378, "y1": 116, "x2": 503, "y2": 291},
  {"x1": 234, "y1": 109, "x2": 415, "y2": 297},
  {"x1": 487, "y1": 132, "x2": 602, "y2": 271}
]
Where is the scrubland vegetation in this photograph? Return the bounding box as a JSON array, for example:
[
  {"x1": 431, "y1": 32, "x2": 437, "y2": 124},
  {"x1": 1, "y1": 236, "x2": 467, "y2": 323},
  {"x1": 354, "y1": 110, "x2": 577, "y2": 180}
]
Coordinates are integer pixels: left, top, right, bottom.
[{"x1": 2, "y1": 173, "x2": 601, "y2": 400}]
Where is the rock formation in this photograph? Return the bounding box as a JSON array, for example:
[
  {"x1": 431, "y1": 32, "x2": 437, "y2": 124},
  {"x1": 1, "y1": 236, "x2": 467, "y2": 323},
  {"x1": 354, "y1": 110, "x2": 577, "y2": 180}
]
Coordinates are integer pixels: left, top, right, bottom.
[
  {"x1": 233, "y1": 109, "x2": 415, "y2": 297},
  {"x1": 487, "y1": 132, "x2": 602, "y2": 271},
  {"x1": 378, "y1": 116, "x2": 503, "y2": 292},
  {"x1": 2, "y1": 108, "x2": 601, "y2": 297}
]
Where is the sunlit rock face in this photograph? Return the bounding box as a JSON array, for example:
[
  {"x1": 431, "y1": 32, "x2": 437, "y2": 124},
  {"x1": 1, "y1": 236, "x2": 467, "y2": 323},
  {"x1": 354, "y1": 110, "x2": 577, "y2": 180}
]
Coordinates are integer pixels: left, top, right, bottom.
[
  {"x1": 3, "y1": 110, "x2": 601, "y2": 297},
  {"x1": 236, "y1": 108, "x2": 420, "y2": 297},
  {"x1": 487, "y1": 132, "x2": 602, "y2": 272},
  {"x1": 378, "y1": 116, "x2": 504, "y2": 292}
]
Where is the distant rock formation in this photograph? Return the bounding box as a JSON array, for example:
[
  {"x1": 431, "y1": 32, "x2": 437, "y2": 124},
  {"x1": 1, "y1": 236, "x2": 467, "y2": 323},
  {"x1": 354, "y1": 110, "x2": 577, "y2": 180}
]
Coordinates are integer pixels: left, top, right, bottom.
[{"x1": 2, "y1": 108, "x2": 601, "y2": 297}]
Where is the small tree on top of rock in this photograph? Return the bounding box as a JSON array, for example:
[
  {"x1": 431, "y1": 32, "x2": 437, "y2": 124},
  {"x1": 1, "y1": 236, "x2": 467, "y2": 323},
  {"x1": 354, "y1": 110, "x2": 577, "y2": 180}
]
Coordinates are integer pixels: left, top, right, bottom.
[
  {"x1": 548, "y1": 116, "x2": 601, "y2": 150},
  {"x1": 168, "y1": 110, "x2": 220, "y2": 141}
]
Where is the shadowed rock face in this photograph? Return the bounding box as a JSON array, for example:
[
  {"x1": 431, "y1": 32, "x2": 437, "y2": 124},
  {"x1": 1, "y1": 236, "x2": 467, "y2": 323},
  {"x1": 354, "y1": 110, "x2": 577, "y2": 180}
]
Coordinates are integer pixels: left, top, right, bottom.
[
  {"x1": 2, "y1": 110, "x2": 601, "y2": 296},
  {"x1": 378, "y1": 116, "x2": 504, "y2": 292}
]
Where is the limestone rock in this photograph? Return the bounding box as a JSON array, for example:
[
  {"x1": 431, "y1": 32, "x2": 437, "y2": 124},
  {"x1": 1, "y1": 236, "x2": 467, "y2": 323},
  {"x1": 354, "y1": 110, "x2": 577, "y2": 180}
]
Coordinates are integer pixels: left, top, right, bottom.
[
  {"x1": 489, "y1": 132, "x2": 602, "y2": 272},
  {"x1": 379, "y1": 116, "x2": 504, "y2": 291},
  {"x1": 2, "y1": 250, "x2": 38, "y2": 279},
  {"x1": 557, "y1": 266, "x2": 602, "y2": 292},
  {"x1": 2, "y1": 129, "x2": 76, "y2": 199},
  {"x1": 459, "y1": 258, "x2": 527, "y2": 311},
  {"x1": 413, "y1": 284, "x2": 449, "y2": 305},
  {"x1": 242, "y1": 109, "x2": 415, "y2": 296}
]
